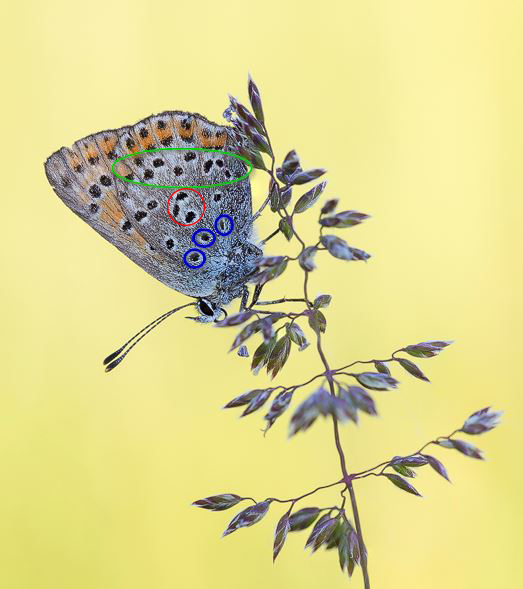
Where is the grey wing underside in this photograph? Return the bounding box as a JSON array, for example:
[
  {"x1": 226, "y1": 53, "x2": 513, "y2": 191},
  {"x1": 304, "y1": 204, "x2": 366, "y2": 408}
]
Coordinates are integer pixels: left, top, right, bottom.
[
  {"x1": 44, "y1": 144, "x2": 185, "y2": 292},
  {"x1": 44, "y1": 110, "x2": 255, "y2": 299}
]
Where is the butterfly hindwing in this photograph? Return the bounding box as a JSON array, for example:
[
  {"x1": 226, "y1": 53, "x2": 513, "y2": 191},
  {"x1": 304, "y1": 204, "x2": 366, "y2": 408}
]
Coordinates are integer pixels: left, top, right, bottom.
[
  {"x1": 45, "y1": 111, "x2": 256, "y2": 300},
  {"x1": 107, "y1": 112, "x2": 254, "y2": 276}
]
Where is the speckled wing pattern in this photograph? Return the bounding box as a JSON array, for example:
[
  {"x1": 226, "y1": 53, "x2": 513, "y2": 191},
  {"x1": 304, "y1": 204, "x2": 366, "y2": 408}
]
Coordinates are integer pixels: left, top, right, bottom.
[{"x1": 45, "y1": 112, "x2": 256, "y2": 300}]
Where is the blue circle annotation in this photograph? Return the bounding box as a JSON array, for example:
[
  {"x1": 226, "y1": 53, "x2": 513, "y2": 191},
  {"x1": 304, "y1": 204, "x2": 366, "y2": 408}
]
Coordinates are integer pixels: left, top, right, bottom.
[
  {"x1": 183, "y1": 248, "x2": 206, "y2": 269},
  {"x1": 214, "y1": 214, "x2": 234, "y2": 236},
  {"x1": 191, "y1": 228, "x2": 216, "y2": 248}
]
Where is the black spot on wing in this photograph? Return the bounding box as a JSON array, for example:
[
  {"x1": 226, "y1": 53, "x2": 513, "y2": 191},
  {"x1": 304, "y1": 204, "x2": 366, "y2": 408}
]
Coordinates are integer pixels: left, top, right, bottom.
[{"x1": 89, "y1": 184, "x2": 101, "y2": 197}]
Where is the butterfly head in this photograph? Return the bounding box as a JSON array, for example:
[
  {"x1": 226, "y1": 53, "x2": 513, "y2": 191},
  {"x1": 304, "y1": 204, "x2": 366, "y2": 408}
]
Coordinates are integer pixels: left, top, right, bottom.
[
  {"x1": 193, "y1": 297, "x2": 226, "y2": 323},
  {"x1": 188, "y1": 240, "x2": 262, "y2": 323}
]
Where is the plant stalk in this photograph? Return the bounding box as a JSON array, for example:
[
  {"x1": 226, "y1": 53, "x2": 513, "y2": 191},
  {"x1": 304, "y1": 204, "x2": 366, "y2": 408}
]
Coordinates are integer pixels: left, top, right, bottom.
[{"x1": 315, "y1": 332, "x2": 371, "y2": 588}]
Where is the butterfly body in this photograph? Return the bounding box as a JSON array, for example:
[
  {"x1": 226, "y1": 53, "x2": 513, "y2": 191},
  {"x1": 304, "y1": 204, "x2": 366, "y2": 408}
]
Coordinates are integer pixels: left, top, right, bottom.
[{"x1": 45, "y1": 111, "x2": 262, "y2": 318}]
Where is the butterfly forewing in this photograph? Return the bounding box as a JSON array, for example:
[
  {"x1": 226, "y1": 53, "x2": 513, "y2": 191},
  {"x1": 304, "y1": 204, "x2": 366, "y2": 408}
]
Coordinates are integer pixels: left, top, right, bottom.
[{"x1": 44, "y1": 144, "x2": 183, "y2": 290}]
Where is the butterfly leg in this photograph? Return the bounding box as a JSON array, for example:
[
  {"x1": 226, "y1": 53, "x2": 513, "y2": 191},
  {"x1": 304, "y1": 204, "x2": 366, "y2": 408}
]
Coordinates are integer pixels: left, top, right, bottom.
[
  {"x1": 252, "y1": 297, "x2": 312, "y2": 306},
  {"x1": 260, "y1": 227, "x2": 280, "y2": 245},
  {"x1": 251, "y1": 193, "x2": 272, "y2": 222},
  {"x1": 240, "y1": 285, "x2": 250, "y2": 311},
  {"x1": 248, "y1": 284, "x2": 264, "y2": 308}
]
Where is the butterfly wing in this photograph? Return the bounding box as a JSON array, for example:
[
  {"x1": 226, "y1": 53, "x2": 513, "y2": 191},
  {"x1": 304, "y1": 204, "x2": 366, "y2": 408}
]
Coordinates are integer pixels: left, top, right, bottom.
[
  {"x1": 108, "y1": 112, "x2": 255, "y2": 297},
  {"x1": 45, "y1": 136, "x2": 189, "y2": 291},
  {"x1": 45, "y1": 111, "x2": 255, "y2": 300},
  {"x1": 111, "y1": 113, "x2": 253, "y2": 243}
]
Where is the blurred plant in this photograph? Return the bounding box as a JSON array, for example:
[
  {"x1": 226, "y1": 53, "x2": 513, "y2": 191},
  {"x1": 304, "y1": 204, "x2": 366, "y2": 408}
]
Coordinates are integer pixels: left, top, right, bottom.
[{"x1": 193, "y1": 77, "x2": 502, "y2": 588}]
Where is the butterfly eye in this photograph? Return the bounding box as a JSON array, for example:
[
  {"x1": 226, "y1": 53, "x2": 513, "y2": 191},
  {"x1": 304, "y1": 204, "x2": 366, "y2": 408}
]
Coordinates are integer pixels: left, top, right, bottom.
[
  {"x1": 183, "y1": 248, "x2": 206, "y2": 269},
  {"x1": 214, "y1": 214, "x2": 234, "y2": 236},
  {"x1": 197, "y1": 298, "x2": 215, "y2": 317},
  {"x1": 192, "y1": 228, "x2": 216, "y2": 248}
]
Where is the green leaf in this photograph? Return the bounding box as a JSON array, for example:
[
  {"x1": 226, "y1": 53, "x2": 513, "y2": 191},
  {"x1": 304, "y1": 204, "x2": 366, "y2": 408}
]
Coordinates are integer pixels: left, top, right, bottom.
[
  {"x1": 288, "y1": 389, "x2": 326, "y2": 436},
  {"x1": 321, "y1": 235, "x2": 371, "y2": 262},
  {"x1": 336, "y1": 388, "x2": 359, "y2": 423},
  {"x1": 280, "y1": 185, "x2": 292, "y2": 208},
  {"x1": 338, "y1": 524, "x2": 350, "y2": 571},
  {"x1": 269, "y1": 180, "x2": 280, "y2": 211},
  {"x1": 397, "y1": 358, "x2": 430, "y2": 382},
  {"x1": 392, "y1": 464, "x2": 416, "y2": 478},
  {"x1": 228, "y1": 94, "x2": 264, "y2": 133},
  {"x1": 355, "y1": 372, "x2": 399, "y2": 391},
  {"x1": 248, "y1": 75, "x2": 265, "y2": 123},
  {"x1": 298, "y1": 246, "x2": 317, "y2": 271},
  {"x1": 286, "y1": 322, "x2": 309, "y2": 350},
  {"x1": 273, "y1": 513, "x2": 290, "y2": 562},
  {"x1": 192, "y1": 493, "x2": 243, "y2": 511},
  {"x1": 332, "y1": 394, "x2": 359, "y2": 423},
  {"x1": 281, "y1": 150, "x2": 300, "y2": 176},
  {"x1": 319, "y1": 210, "x2": 370, "y2": 228},
  {"x1": 321, "y1": 235, "x2": 352, "y2": 260},
  {"x1": 289, "y1": 388, "x2": 359, "y2": 434},
  {"x1": 279, "y1": 217, "x2": 294, "y2": 241},
  {"x1": 241, "y1": 389, "x2": 272, "y2": 416},
  {"x1": 229, "y1": 315, "x2": 284, "y2": 351},
  {"x1": 325, "y1": 517, "x2": 345, "y2": 549},
  {"x1": 402, "y1": 340, "x2": 453, "y2": 358},
  {"x1": 249, "y1": 259, "x2": 288, "y2": 286},
  {"x1": 264, "y1": 390, "x2": 293, "y2": 430},
  {"x1": 313, "y1": 294, "x2": 332, "y2": 309},
  {"x1": 223, "y1": 389, "x2": 267, "y2": 409},
  {"x1": 244, "y1": 126, "x2": 272, "y2": 155},
  {"x1": 384, "y1": 474, "x2": 422, "y2": 496},
  {"x1": 258, "y1": 255, "x2": 285, "y2": 267},
  {"x1": 392, "y1": 455, "x2": 428, "y2": 467},
  {"x1": 347, "y1": 556, "x2": 356, "y2": 577},
  {"x1": 308, "y1": 309, "x2": 327, "y2": 334},
  {"x1": 229, "y1": 320, "x2": 259, "y2": 351},
  {"x1": 266, "y1": 335, "x2": 291, "y2": 378},
  {"x1": 423, "y1": 454, "x2": 450, "y2": 481},
  {"x1": 347, "y1": 247, "x2": 371, "y2": 261},
  {"x1": 293, "y1": 181, "x2": 327, "y2": 214},
  {"x1": 305, "y1": 516, "x2": 339, "y2": 552},
  {"x1": 461, "y1": 407, "x2": 503, "y2": 435},
  {"x1": 239, "y1": 146, "x2": 266, "y2": 170},
  {"x1": 436, "y1": 439, "x2": 454, "y2": 448},
  {"x1": 288, "y1": 507, "x2": 321, "y2": 531},
  {"x1": 291, "y1": 168, "x2": 326, "y2": 185},
  {"x1": 223, "y1": 501, "x2": 270, "y2": 536},
  {"x1": 321, "y1": 199, "x2": 338, "y2": 215},
  {"x1": 437, "y1": 438, "x2": 484, "y2": 460},
  {"x1": 251, "y1": 337, "x2": 276, "y2": 374},
  {"x1": 374, "y1": 361, "x2": 391, "y2": 375},
  {"x1": 340, "y1": 385, "x2": 377, "y2": 415},
  {"x1": 215, "y1": 310, "x2": 254, "y2": 327}
]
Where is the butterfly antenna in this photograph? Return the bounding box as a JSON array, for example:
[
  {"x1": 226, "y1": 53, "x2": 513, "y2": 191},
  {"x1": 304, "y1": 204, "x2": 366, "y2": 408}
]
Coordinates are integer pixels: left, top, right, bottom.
[{"x1": 103, "y1": 302, "x2": 195, "y2": 372}]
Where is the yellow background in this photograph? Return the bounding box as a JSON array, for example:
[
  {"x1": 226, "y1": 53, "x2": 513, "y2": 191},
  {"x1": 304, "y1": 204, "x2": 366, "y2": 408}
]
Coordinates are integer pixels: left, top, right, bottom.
[{"x1": 2, "y1": 1, "x2": 521, "y2": 587}]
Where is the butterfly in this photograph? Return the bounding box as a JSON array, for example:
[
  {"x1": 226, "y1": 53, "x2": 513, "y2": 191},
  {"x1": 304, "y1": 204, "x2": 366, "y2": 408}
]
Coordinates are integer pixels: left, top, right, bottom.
[{"x1": 44, "y1": 110, "x2": 263, "y2": 370}]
